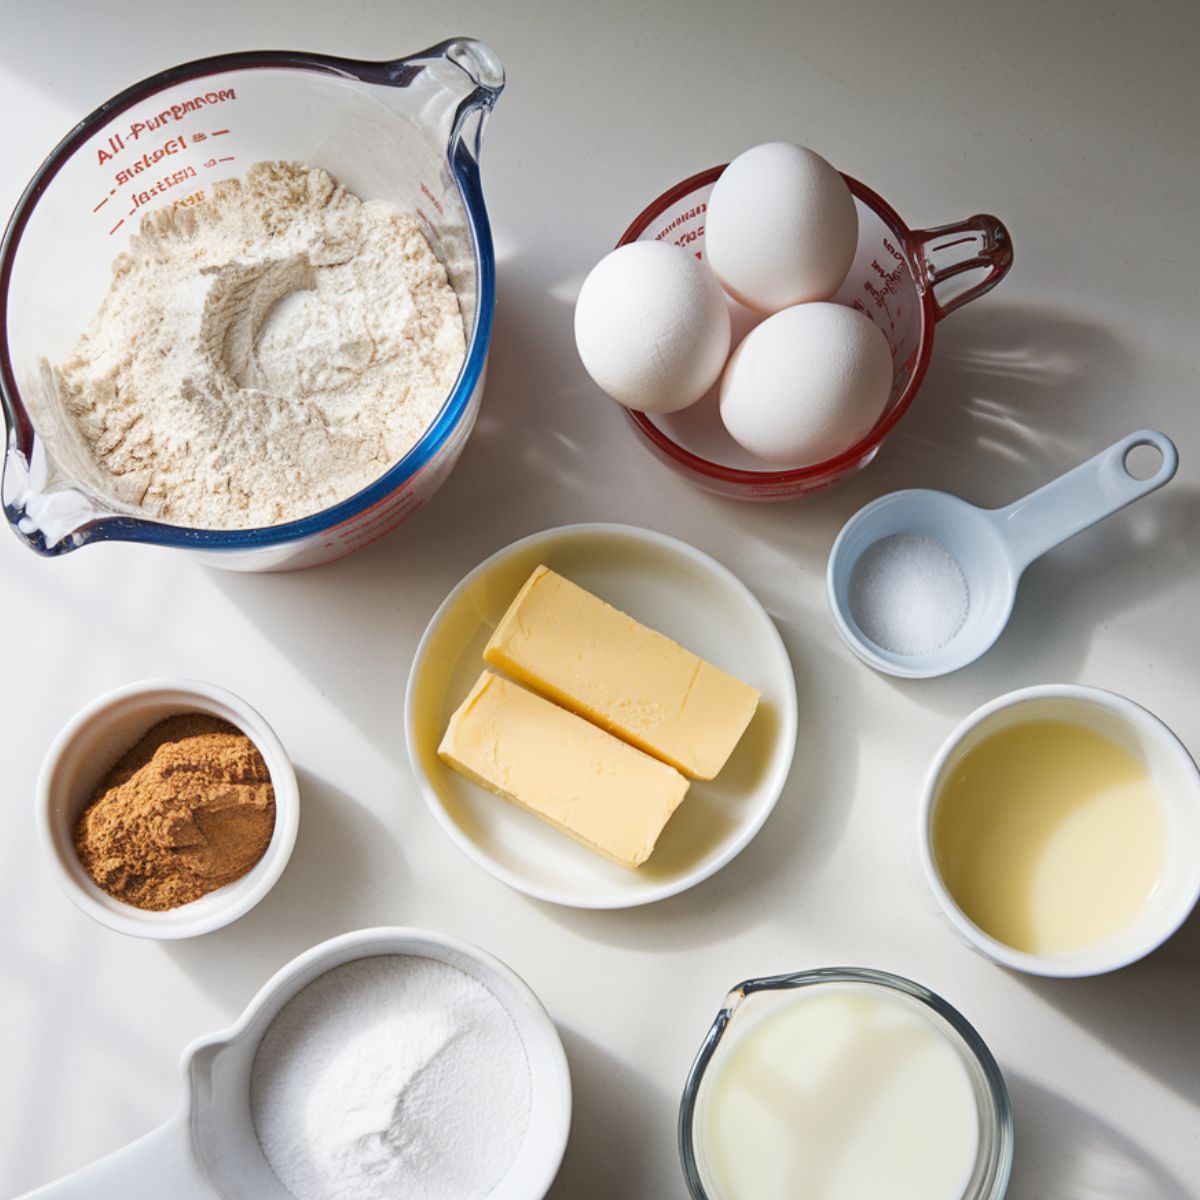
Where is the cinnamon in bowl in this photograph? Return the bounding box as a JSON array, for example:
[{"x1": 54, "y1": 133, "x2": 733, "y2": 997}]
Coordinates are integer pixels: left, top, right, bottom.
[
  {"x1": 37, "y1": 678, "x2": 299, "y2": 939},
  {"x1": 73, "y1": 714, "x2": 276, "y2": 912}
]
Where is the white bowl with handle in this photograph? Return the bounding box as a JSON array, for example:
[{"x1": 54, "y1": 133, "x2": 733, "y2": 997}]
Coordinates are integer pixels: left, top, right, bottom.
[{"x1": 17, "y1": 926, "x2": 572, "y2": 1199}]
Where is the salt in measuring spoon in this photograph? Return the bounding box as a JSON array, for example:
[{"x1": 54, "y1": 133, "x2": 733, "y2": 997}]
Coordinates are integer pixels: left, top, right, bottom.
[
  {"x1": 17, "y1": 928, "x2": 571, "y2": 1200},
  {"x1": 826, "y1": 429, "x2": 1178, "y2": 679}
]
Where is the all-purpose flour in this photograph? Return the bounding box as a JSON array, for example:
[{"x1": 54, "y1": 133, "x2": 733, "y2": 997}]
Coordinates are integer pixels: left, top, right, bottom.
[
  {"x1": 46, "y1": 161, "x2": 465, "y2": 529},
  {"x1": 250, "y1": 955, "x2": 532, "y2": 1200}
]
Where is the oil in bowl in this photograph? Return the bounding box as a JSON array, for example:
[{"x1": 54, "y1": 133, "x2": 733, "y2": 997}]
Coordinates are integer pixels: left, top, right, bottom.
[
  {"x1": 932, "y1": 718, "x2": 1165, "y2": 957},
  {"x1": 918, "y1": 685, "x2": 1200, "y2": 976}
]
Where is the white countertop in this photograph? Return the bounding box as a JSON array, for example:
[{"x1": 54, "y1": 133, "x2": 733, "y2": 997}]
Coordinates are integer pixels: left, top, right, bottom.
[{"x1": 1, "y1": 1, "x2": 1197, "y2": 1196}]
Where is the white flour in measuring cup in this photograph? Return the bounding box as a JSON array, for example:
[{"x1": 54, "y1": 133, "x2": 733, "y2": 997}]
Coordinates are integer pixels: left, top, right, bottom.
[
  {"x1": 37, "y1": 161, "x2": 465, "y2": 530},
  {"x1": 250, "y1": 954, "x2": 532, "y2": 1200}
]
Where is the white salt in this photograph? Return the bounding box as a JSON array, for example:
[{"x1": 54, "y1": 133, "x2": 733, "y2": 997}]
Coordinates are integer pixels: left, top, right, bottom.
[
  {"x1": 848, "y1": 533, "x2": 969, "y2": 656},
  {"x1": 250, "y1": 955, "x2": 531, "y2": 1200}
]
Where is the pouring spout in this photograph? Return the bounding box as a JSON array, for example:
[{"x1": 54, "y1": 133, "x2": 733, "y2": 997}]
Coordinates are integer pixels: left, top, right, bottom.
[
  {"x1": 379, "y1": 37, "x2": 504, "y2": 112},
  {"x1": 438, "y1": 39, "x2": 505, "y2": 159},
  {"x1": 375, "y1": 38, "x2": 505, "y2": 161},
  {"x1": 2, "y1": 436, "x2": 99, "y2": 557},
  {"x1": 443, "y1": 39, "x2": 506, "y2": 103}
]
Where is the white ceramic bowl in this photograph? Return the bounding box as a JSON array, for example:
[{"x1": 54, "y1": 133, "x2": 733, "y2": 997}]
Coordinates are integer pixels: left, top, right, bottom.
[
  {"x1": 405, "y1": 523, "x2": 798, "y2": 908},
  {"x1": 37, "y1": 678, "x2": 299, "y2": 939},
  {"x1": 915, "y1": 684, "x2": 1200, "y2": 977},
  {"x1": 19, "y1": 926, "x2": 571, "y2": 1198},
  {"x1": 192, "y1": 926, "x2": 573, "y2": 1200}
]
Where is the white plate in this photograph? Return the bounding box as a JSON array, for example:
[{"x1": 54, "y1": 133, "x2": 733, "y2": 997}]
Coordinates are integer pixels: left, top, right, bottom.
[{"x1": 404, "y1": 523, "x2": 797, "y2": 908}]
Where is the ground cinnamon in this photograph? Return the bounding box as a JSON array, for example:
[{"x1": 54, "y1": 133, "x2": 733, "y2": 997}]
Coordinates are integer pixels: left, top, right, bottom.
[{"x1": 73, "y1": 713, "x2": 276, "y2": 911}]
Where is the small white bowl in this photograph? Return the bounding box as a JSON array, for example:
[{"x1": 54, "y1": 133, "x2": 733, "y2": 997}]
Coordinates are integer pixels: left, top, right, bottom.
[
  {"x1": 405, "y1": 523, "x2": 798, "y2": 908},
  {"x1": 37, "y1": 678, "x2": 299, "y2": 939},
  {"x1": 915, "y1": 684, "x2": 1200, "y2": 977}
]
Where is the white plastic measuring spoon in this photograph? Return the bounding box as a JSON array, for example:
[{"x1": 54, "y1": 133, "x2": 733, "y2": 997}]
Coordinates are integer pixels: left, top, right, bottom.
[
  {"x1": 17, "y1": 928, "x2": 571, "y2": 1200},
  {"x1": 827, "y1": 429, "x2": 1178, "y2": 678}
]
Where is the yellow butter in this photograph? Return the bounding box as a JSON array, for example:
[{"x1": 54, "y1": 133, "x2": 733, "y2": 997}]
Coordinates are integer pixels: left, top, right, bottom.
[
  {"x1": 484, "y1": 566, "x2": 760, "y2": 780},
  {"x1": 438, "y1": 671, "x2": 689, "y2": 869}
]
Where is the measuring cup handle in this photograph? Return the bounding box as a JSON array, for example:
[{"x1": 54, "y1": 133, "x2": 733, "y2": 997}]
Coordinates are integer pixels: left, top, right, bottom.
[
  {"x1": 16, "y1": 1115, "x2": 216, "y2": 1200},
  {"x1": 908, "y1": 215, "x2": 1013, "y2": 321},
  {"x1": 987, "y1": 430, "x2": 1179, "y2": 575}
]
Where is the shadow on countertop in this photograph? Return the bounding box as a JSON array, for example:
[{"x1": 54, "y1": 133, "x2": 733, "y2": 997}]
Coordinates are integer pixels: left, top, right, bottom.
[
  {"x1": 1012, "y1": 904, "x2": 1200, "y2": 1113},
  {"x1": 1006, "y1": 1072, "x2": 1194, "y2": 1200},
  {"x1": 715, "y1": 300, "x2": 1141, "y2": 561},
  {"x1": 799, "y1": 301, "x2": 1199, "y2": 720},
  {"x1": 548, "y1": 1025, "x2": 679, "y2": 1200},
  {"x1": 163, "y1": 767, "x2": 406, "y2": 1014},
  {"x1": 889, "y1": 481, "x2": 1200, "y2": 720},
  {"x1": 882, "y1": 301, "x2": 1140, "y2": 500}
]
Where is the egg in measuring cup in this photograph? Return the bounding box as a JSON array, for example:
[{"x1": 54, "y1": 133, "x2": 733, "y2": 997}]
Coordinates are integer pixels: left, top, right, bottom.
[
  {"x1": 705, "y1": 142, "x2": 858, "y2": 313},
  {"x1": 573, "y1": 242, "x2": 731, "y2": 414},
  {"x1": 719, "y1": 302, "x2": 893, "y2": 467}
]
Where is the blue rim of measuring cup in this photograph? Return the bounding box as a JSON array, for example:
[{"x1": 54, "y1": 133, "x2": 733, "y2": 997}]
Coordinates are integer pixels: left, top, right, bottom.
[{"x1": 0, "y1": 43, "x2": 499, "y2": 556}]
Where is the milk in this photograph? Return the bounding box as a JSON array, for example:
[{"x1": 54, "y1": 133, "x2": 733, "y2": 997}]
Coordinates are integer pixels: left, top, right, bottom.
[
  {"x1": 695, "y1": 983, "x2": 980, "y2": 1200},
  {"x1": 932, "y1": 718, "x2": 1165, "y2": 955}
]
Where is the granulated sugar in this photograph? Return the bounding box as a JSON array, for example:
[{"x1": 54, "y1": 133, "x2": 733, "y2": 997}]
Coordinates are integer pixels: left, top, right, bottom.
[
  {"x1": 250, "y1": 955, "x2": 531, "y2": 1200},
  {"x1": 849, "y1": 533, "x2": 969, "y2": 656},
  {"x1": 46, "y1": 161, "x2": 465, "y2": 529}
]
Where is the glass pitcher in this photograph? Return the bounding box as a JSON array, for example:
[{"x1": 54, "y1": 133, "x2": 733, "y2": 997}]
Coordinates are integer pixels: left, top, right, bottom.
[
  {"x1": 678, "y1": 967, "x2": 1013, "y2": 1200},
  {"x1": 0, "y1": 38, "x2": 503, "y2": 571}
]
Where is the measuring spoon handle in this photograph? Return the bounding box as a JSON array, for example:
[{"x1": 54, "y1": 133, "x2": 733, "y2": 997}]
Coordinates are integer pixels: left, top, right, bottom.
[
  {"x1": 16, "y1": 1115, "x2": 216, "y2": 1200},
  {"x1": 988, "y1": 429, "x2": 1178, "y2": 575}
]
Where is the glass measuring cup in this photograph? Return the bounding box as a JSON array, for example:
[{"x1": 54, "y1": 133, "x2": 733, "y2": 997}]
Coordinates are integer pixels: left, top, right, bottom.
[
  {"x1": 826, "y1": 430, "x2": 1179, "y2": 677},
  {"x1": 678, "y1": 967, "x2": 1013, "y2": 1200},
  {"x1": 0, "y1": 39, "x2": 504, "y2": 571},
  {"x1": 18, "y1": 927, "x2": 572, "y2": 1199},
  {"x1": 616, "y1": 166, "x2": 1012, "y2": 500}
]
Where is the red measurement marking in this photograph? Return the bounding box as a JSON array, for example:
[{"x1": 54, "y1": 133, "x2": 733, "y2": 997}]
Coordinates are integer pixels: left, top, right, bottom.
[
  {"x1": 212, "y1": 128, "x2": 230, "y2": 136},
  {"x1": 92, "y1": 196, "x2": 110, "y2": 212},
  {"x1": 217, "y1": 156, "x2": 234, "y2": 163},
  {"x1": 109, "y1": 218, "x2": 124, "y2": 236},
  {"x1": 419, "y1": 180, "x2": 444, "y2": 217}
]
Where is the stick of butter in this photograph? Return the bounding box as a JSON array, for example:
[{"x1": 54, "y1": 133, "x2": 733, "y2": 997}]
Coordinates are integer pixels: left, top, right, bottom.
[
  {"x1": 484, "y1": 566, "x2": 760, "y2": 780},
  {"x1": 438, "y1": 671, "x2": 689, "y2": 869}
]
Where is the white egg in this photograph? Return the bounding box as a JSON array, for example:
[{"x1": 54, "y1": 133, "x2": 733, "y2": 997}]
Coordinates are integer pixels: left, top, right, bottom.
[
  {"x1": 574, "y1": 241, "x2": 731, "y2": 414},
  {"x1": 719, "y1": 302, "x2": 893, "y2": 467},
  {"x1": 706, "y1": 143, "x2": 858, "y2": 313}
]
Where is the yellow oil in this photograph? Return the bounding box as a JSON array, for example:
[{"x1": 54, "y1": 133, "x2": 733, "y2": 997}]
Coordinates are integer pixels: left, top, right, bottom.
[{"x1": 932, "y1": 718, "x2": 1165, "y2": 956}]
